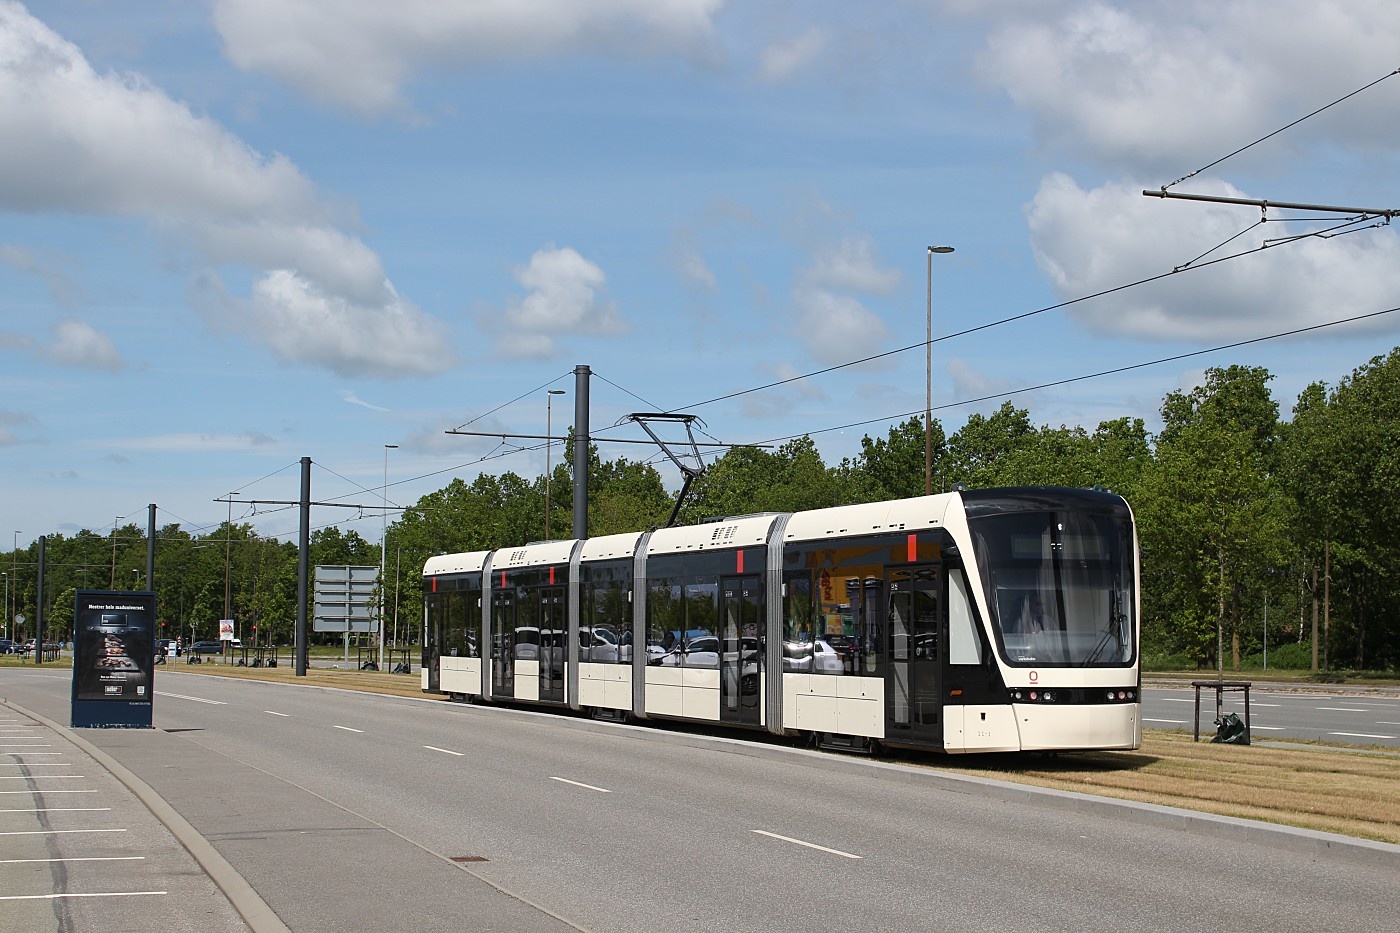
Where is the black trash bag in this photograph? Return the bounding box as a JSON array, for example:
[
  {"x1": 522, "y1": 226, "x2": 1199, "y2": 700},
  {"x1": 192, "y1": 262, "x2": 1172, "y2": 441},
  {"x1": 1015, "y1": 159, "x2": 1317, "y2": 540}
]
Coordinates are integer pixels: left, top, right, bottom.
[{"x1": 1211, "y1": 711, "x2": 1250, "y2": 745}]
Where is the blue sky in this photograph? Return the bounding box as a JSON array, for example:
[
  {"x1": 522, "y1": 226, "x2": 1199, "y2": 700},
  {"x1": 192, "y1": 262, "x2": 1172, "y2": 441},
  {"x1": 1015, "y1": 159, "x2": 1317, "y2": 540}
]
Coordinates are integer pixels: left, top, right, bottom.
[{"x1": 3, "y1": 0, "x2": 1399, "y2": 550}]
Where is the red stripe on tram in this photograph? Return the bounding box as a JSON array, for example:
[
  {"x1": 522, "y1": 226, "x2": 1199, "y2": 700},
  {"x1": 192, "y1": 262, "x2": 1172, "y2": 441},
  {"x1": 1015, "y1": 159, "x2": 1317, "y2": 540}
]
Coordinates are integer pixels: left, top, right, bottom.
[
  {"x1": 736, "y1": 550, "x2": 744, "y2": 574},
  {"x1": 907, "y1": 534, "x2": 917, "y2": 562},
  {"x1": 549, "y1": 565, "x2": 556, "y2": 585},
  {"x1": 500, "y1": 571, "x2": 506, "y2": 588},
  {"x1": 431, "y1": 576, "x2": 437, "y2": 593}
]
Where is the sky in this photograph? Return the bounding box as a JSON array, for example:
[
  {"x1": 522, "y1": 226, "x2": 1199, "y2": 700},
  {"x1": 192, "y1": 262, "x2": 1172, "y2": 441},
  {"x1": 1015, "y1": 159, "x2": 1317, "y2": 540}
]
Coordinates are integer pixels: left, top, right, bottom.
[{"x1": 3, "y1": 0, "x2": 1399, "y2": 551}]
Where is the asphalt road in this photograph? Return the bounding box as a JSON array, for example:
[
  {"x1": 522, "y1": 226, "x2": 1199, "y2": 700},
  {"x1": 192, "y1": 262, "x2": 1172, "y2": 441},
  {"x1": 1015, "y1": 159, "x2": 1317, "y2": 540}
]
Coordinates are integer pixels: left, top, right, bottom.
[
  {"x1": 2, "y1": 667, "x2": 1398, "y2": 932},
  {"x1": 1143, "y1": 684, "x2": 1400, "y2": 748}
]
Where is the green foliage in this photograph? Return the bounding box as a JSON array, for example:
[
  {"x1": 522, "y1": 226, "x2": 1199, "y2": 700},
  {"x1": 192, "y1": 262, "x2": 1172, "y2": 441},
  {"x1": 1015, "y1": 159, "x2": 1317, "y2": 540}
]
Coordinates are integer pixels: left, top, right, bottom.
[{"x1": 8, "y1": 347, "x2": 1400, "y2": 671}]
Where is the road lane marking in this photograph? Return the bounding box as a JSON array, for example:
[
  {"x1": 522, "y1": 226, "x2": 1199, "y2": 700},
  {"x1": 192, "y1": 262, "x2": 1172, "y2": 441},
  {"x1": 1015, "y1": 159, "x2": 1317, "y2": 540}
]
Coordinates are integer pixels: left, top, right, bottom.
[
  {"x1": 423, "y1": 745, "x2": 465, "y2": 757},
  {"x1": 0, "y1": 790, "x2": 95, "y2": 795},
  {"x1": 0, "y1": 828, "x2": 126, "y2": 836},
  {"x1": 0, "y1": 744, "x2": 51, "y2": 747},
  {"x1": 1379, "y1": 722, "x2": 1400, "y2": 726},
  {"x1": 549, "y1": 776, "x2": 610, "y2": 793},
  {"x1": 264, "y1": 711, "x2": 290, "y2": 717},
  {"x1": 0, "y1": 891, "x2": 165, "y2": 901},
  {"x1": 1317, "y1": 707, "x2": 1367, "y2": 712},
  {"x1": 0, "y1": 753, "x2": 61, "y2": 756},
  {"x1": 1162, "y1": 698, "x2": 1192, "y2": 703},
  {"x1": 333, "y1": 725, "x2": 364, "y2": 733},
  {"x1": 156, "y1": 692, "x2": 226, "y2": 705},
  {"x1": 1249, "y1": 725, "x2": 1286, "y2": 731},
  {"x1": 0, "y1": 808, "x2": 110, "y2": 814},
  {"x1": 1143, "y1": 718, "x2": 1186, "y2": 724},
  {"x1": 0, "y1": 763, "x2": 69, "y2": 767},
  {"x1": 0, "y1": 775, "x2": 83, "y2": 780},
  {"x1": 752, "y1": 829, "x2": 862, "y2": 860},
  {"x1": 0, "y1": 856, "x2": 144, "y2": 864},
  {"x1": 1329, "y1": 732, "x2": 1396, "y2": 740}
]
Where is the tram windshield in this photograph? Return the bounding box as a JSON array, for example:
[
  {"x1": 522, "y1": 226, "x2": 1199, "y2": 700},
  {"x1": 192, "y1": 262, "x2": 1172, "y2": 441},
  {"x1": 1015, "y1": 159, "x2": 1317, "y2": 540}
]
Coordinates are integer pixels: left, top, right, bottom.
[{"x1": 971, "y1": 507, "x2": 1135, "y2": 667}]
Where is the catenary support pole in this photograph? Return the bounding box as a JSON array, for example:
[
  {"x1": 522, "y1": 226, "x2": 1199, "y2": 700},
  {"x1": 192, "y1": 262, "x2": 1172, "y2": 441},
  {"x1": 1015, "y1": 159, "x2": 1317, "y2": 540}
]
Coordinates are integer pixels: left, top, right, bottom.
[
  {"x1": 296, "y1": 456, "x2": 310, "y2": 676},
  {"x1": 572, "y1": 364, "x2": 591, "y2": 540},
  {"x1": 146, "y1": 504, "x2": 156, "y2": 593}
]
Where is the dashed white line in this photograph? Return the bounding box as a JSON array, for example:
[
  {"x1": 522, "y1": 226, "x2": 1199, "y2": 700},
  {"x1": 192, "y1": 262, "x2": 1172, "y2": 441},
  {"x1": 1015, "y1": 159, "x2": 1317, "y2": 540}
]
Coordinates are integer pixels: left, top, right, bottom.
[
  {"x1": 752, "y1": 829, "x2": 862, "y2": 860},
  {"x1": 1329, "y1": 732, "x2": 1396, "y2": 740},
  {"x1": 333, "y1": 725, "x2": 364, "y2": 733},
  {"x1": 0, "y1": 744, "x2": 50, "y2": 748},
  {"x1": 1317, "y1": 707, "x2": 1367, "y2": 712},
  {"x1": 1249, "y1": 725, "x2": 1286, "y2": 731},
  {"x1": 1144, "y1": 718, "x2": 1186, "y2": 724},
  {"x1": 0, "y1": 790, "x2": 96, "y2": 795},
  {"x1": 549, "y1": 776, "x2": 610, "y2": 793},
  {"x1": 423, "y1": 745, "x2": 464, "y2": 757},
  {"x1": 156, "y1": 692, "x2": 226, "y2": 705},
  {"x1": 264, "y1": 711, "x2": 290, "y2": 717}
]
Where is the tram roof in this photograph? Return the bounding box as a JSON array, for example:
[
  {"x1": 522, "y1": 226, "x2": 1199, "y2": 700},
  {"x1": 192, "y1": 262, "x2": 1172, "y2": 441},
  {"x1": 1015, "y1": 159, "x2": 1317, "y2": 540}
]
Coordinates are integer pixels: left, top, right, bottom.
[
  {"x1": 578, "y1": 531, "x2": 645, "y2": 562},
  {"x1": 423, "y1": 551, "x2": 489, "y2": 576},
  {"x1": 782, "y1": 493, "x2": 955, "y2": 543},
  {"x1": 646, "y1": 513, "x2": 778, "y2": 557}
]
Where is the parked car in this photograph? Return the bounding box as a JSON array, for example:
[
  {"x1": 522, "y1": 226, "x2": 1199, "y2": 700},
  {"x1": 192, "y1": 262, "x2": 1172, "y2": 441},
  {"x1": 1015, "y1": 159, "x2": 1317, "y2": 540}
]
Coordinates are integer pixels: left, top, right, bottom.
[
  {"x1": 156, "y1": 638, "x2": 179, "y2": 656},
  {"x1": 0, "y1": 639, "x2": 16, "y2": 654},
  {"x1": 189, "y1": 640, "x2": 224, "y2": 655}
]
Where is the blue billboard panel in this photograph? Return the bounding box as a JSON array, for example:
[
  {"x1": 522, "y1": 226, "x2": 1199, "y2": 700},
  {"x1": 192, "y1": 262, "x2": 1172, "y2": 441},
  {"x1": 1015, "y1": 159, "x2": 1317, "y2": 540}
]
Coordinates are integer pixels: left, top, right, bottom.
[{"x1": 71, "y1": 590, "x2": 155, "y2": 728}]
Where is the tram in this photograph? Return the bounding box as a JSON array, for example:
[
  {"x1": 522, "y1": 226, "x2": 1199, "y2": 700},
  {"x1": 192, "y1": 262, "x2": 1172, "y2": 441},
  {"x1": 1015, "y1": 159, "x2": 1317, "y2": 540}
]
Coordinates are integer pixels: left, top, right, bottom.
[{"x1": 422, "y1": 487, "x2": 1140, "y2": 753}]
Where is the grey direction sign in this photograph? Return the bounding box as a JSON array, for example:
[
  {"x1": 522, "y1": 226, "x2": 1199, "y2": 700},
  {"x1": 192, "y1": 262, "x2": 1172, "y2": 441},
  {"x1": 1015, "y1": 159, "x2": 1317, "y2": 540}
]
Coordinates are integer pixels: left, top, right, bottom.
[{"x1": 313, "y1": 564, "x2": 378, "y2": 633}]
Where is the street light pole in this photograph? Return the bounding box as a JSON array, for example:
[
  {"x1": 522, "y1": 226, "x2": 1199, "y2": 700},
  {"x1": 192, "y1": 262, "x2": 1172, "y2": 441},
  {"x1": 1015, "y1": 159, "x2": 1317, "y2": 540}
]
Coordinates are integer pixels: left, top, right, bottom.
[
  {"x1": 380, "y1": 444, "x2": 397, "y2": 672},
  {"x1": 545, "y1": 390, "x2": 565, "y2": 541},
  {"x1": 926, "y1": 245, "x2": 955, "y2": 496},
  {"x1": 11, "y1": 531, "x2": 18, "y2": 642}
]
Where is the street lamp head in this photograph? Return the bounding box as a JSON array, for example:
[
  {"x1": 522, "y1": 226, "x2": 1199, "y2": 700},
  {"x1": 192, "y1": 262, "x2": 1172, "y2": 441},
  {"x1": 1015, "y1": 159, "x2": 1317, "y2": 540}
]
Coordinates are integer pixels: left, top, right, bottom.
[
  {"x1": 548, "y1": 389, "x2": 566, "y2": 396},
  {"x1": 385, "y1": 444, "x2": 398, "y2": 449},
  {"x1": 928, "y1": 245, "x2": 955, "y2": 254}
]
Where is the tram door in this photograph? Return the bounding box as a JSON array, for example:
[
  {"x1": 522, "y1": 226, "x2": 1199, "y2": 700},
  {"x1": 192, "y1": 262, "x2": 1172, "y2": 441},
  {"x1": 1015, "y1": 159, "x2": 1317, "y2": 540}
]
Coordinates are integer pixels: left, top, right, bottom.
[
  {"x1": 491, "y1": 589, "x2": 515, "y2": 697},
  {"x1": 539, "y1": 586, "x2": 565, "y2": 703},
  {"x1": 886, "y1": 565, "x2": 942, "y2": 744},
  {"x1": 424, "y1": 594, "x2": 441, "y2": 692},
  {"x1": 720, "y1": 575, "x2": 762, "y2": 726}
]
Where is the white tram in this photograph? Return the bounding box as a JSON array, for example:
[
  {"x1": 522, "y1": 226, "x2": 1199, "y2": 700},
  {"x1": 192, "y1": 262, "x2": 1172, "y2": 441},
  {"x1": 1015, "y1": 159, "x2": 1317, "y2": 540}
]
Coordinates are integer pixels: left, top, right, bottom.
[{"x1": 422, "y1": 487, "x2": 1141, "y2": 753}]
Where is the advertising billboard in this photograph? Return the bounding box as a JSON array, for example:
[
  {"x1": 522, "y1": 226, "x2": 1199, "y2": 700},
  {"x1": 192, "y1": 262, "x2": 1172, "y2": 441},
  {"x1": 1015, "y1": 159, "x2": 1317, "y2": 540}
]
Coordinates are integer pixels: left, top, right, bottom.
[{"x1": 71, "y1": 589, "x2": 155, "y2": 728}]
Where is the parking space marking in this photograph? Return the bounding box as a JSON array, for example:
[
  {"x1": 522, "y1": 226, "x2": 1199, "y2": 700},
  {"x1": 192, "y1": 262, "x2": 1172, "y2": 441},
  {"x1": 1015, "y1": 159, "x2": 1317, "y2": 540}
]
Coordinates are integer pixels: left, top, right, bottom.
[
  {"x1": 0, "y1": 807, "x2": 111, "y2": 814},
  {"x1": 0, "y1": 891, "x2": 166, "y2": 901},
  {"x1": 156, "y1": 692, "x2": 227, "y2": 705},
  {"x1": 0, "y1": 775, "x2": 84, "y2": 780},
  {"x1": 1, "y1": 856, "x2": 145, "y2": 864},
  {"x1": 752, "y1": 830, "x2": 862, "y2": 860},
  {"x1": 333, "y1": 725, "x2": 364, "y2": 733},
  {"x1": 423, "y1": 745, "x2": 465, "y2": 757},
  {"x1": 1, "y1": 828, "x2": 127, "y2": 837},
  {"x1": 550, "y1": 776, "x2": 610, "y2": 793}
]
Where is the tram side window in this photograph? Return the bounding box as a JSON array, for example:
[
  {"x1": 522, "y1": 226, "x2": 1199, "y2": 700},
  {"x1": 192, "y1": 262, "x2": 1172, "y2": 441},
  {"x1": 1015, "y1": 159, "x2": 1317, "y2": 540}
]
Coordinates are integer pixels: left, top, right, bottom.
[
  {"x1": 947, "y1": 569, "x2": 981, "y2": 665},
  {"x1": 647, "y1": 578, "x2": 682, "y2": 662},
  {"x1": 782, "y1": 572, "x2": 816, "y2": 672},
  {"x1": 444, "y1": 592, "x2": 467, "y2": 658},
  {"x1": 683, "y1": 580, "x2": 719, "y2": 669},
  {"x1": 583, "y1": 578, "x2": 629, "y2": 663}
]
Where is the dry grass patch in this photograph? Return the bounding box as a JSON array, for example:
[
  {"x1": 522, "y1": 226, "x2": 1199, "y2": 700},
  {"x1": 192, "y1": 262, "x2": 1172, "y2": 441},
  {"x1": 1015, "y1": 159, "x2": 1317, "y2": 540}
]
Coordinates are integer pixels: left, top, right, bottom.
[{"x1": 940, "y1": 731, "x2": 1400, "y2": 844}]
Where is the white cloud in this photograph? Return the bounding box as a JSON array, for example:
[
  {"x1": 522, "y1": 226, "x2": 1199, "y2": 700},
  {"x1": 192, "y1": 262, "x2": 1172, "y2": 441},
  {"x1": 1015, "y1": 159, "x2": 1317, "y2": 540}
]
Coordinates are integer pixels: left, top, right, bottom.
[
  {"x1": 0, "y1": 243, "x2": 80, "y2": 304},
  {"x1": 947, "y1": 357, "x2": 1012, "y2": 403},
  {"x1": 103, "y1": 431, "x2": 278, "y2": 452},
  {"x1": 212, "y1": 0, "x2": 725, "y2": 114},
  {"x1": 673, "y1": 243, "x2": 717, "y2": 292},
  {"x1": 758, "y1": 26, "x2": 827, "y2": 82},
  {"x1": 42, "y1": 319, "x2": 123, "y2": 371},
  {"x1": 339, "y1": 390, "x2": 390, "y2": 412},
  {"x1": 803, "y1": 234, "x2": 900, "y2": 294},
  {"x1": 792, "y1": 286, "x2": 890, "y2": 366},
  {"x1": 976, "y1": 1, "x2": 1400, "y2": 172},
  {"x1": 239, "y1": 270, "x2": 455, "y2": 378},
  {"x1": 0, "y1": 4, "x2": 446, "y2": 376},
  {"x1": 495, "y1": 247, "x2": 624, "y2": 359},
  {"x1": 1025, "y1": 173, "x2": 1400, "y2": 341}
]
